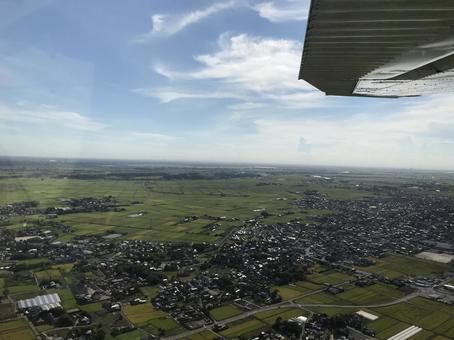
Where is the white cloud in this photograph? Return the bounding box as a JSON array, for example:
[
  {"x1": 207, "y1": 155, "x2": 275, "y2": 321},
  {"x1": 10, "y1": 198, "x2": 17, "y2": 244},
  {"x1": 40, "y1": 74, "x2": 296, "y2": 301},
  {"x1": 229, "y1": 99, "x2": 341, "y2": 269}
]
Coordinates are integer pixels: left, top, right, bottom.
[
  {"x1": 146, "y1": 33, "x2": 322, "y2": 109},
  {"x1": 134, "y1": 1, "x2": 237, "y2": 41},
  {"x1": 132, "y1": 132, "x2": 178, "y2": 143},
  {"x1": 156, "y1": 33, "x2": 308, "y2": 92},
  {"x1": 132, "y1": 87, "x2": 247, "y2": 103},
  {"x1": 165, "y1": 94, "x2": 454, "y2": 170},
  {"x1": 228, "y1": 102, "x2": 264, "y2": 110},
  {"x1": 252, "y1": 1, "x2": 310, "y2": 22},
  {"x1": 228, "y1": 95, "x2": 454, "y2": 168},
  {"x1": 0, "y1": 103, "x2": 105, "y2": 132}
]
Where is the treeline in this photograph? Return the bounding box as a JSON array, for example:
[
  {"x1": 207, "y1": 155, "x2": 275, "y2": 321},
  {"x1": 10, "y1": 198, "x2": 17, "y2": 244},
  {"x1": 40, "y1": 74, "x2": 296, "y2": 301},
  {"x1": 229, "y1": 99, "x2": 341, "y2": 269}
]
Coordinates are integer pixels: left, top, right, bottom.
[
  {"x1": 52, "y1": 170, "x2": 259, "y2": 181},
  {"x1": 115, "y1": 263, "x2": 164, "y2": 285}
]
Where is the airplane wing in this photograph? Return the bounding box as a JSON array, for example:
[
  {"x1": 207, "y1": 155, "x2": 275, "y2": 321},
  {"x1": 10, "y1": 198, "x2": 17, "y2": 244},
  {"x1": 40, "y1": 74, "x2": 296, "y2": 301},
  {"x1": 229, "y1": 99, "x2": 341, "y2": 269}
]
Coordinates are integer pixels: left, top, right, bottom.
[{"x1": 299, "y1": 0, "x2": 454, "y2": 97}]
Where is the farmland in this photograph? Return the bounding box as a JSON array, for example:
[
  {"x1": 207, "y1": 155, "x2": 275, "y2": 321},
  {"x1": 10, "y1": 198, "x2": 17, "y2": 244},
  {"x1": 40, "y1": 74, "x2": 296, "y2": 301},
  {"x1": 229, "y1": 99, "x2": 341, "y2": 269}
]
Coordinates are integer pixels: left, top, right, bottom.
[
  {"x1": 295, "y1": 296, "x2": 454, "y2": 339},
  {"x1": 123, "y1": 304, "x2": 183, "y2": 336},
  {"x1": 357, "y1": 254, "x2": 450, "y2": 279},
  {"x1": 0, "y1": 319, "x2": 34, "y2": 340},
  {"x1": 2, "y1": 159, "x2": 454, "y2": 339},
  {"x1": 0, "y1": 163, "x2": 380, "y2": 244},
  {"x1": 209, "y1": 304, "x2": 242, "y2": 321}
]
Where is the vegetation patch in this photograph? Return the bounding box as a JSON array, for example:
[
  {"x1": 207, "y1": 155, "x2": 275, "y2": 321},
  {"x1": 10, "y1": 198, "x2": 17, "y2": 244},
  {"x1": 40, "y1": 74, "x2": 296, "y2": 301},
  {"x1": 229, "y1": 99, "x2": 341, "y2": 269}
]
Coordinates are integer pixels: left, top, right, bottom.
[
  {"x1": 123, "y1": 303, "x2": 183, "y2": 336},
  {"x1": 34, "y1": 269, "x2": 62, "y2": 284},
  {"x1": 7, "y1": 284, "x2": 39, "y2": 296},
  {"x1": 140, "y1": 286, "x2": 160, "y2": 299},
  {"x1": 256, "y1": 308, "x2": 306, "y2": 325},
  {"x1": 79, "y1": 302, "x2": 103, "y2": 313},
  {"x1": 0, "y1": 303, "x2": 14, "y2": 320},
  {"x1": 336, "y1": 283, "x2": 405, "y2": 305},
  {"x1": 209, "y1": 304, "x2": 242, "y2": 321},
  {"x1": 375, "y1": 321, "x2": 411, "y2": 340},
  {"x1": 272, "y1": 285, "x2": 304, "y2": 300},
  {"x1": 47, "y1": 288, "x2": 77, "y2": 310},
  {"x1": 306, "y1": 271, "x2": 353, "y2": 285},
  {"x1": 220, "y1": 318, "x2": 268, "y2": 338},
  {"x1": 0, "y1": 319, "x2": 34, "y2": 340},
  {"x1": 359, "y1": 254, "x2": 449, "y2": 278},
  {"x1": 189, "y1": 330, "x2": 216, "y2": 340}
]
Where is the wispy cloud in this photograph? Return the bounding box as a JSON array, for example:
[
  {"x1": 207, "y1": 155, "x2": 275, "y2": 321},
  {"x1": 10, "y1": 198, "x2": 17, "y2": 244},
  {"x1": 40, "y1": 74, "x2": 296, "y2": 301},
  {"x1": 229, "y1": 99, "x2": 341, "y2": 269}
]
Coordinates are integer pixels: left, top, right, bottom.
[
  {"x1": 0, "y1": 103, "x2": 105, "y2": 132},
  {"x1": 252, "y1": 0, "x2": 310, "y2": 22},
  {"x1": 144, "y1": 33, "x2": 321, "y2": 109},
  {"x1": 132, "y1": 131, "x2": 178, "y2": 143},
  {"x1": 154, "y1": 33, "x2": 308, "y2": 92},
  {"x1": 133, "y1": 1, "x2": 237, "y2": 42},
  {"x1": 132, "y1": 87, "x2": 248, "y2": 103}
]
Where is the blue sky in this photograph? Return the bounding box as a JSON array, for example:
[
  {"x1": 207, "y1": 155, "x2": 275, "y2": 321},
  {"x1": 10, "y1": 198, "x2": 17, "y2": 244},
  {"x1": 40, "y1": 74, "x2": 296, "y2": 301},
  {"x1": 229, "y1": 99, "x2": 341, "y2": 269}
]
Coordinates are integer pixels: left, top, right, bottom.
[{"x1": 0, "y1": 0, "x2": 453, "y2": 170}]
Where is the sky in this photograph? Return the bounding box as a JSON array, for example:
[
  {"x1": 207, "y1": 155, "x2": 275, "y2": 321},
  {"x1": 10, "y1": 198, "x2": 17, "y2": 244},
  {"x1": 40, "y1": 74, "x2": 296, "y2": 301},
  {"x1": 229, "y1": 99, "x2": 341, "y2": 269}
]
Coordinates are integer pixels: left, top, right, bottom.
[{"x1": 0, "y1": 0, "x2": 453, "y2": 170}]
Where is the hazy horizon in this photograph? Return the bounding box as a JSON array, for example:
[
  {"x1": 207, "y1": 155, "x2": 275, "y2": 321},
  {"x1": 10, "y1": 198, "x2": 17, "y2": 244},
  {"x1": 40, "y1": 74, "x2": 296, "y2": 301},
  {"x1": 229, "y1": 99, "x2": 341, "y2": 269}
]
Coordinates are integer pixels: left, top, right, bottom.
[
  {"x1": 2, "y1": 154, "x2": 454, "y2": 173},
  {"x1": 1, "y1": 1, "x2": 454, "y2": 170}
]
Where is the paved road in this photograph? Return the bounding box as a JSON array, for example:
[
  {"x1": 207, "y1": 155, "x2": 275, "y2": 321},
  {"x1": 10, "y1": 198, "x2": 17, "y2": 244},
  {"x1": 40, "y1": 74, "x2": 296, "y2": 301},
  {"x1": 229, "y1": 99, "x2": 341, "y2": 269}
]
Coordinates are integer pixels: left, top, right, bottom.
[
  {"x1": 215, "y1": 225, "x2": 241, "y2": 248},
  {"x1": 162, "y1": 287, "x2": 420, "y2": 340}
]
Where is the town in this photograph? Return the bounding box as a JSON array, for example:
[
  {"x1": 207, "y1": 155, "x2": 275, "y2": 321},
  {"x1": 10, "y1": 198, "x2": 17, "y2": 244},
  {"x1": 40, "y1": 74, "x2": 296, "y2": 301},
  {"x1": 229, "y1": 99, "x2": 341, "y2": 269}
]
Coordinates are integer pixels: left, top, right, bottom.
[{"x1": 1, "y1": 160, "x2": 454, "y2": 340}]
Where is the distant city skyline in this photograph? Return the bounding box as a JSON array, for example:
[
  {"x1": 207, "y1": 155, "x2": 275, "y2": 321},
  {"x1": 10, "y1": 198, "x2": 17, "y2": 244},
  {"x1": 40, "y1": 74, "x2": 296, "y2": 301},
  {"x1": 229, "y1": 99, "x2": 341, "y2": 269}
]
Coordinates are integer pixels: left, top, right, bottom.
[{"x1": 1, "y1": 0, "x2": 454, "y2": 170}]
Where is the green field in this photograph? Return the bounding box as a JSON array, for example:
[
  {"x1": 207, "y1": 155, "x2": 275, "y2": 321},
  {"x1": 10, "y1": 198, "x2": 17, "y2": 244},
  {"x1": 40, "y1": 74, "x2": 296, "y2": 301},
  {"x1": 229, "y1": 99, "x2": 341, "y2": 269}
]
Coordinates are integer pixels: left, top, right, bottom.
[
  {"x1": 140, "y1": 286, "x2": 160, "y2": 299},
  {"x1": 79, "y1": 302, "x2": 103, "y2": 313},
  {"x1": 255, "y1": 308, "x2": 307, "y2": 325},
  {"x1": 272, "y1": 285, "x2": 305, "y2": 300},
  {"x1": 34, "y1": 269, "x2": 62, "y2": 284},
  {"x1": 189, "y1": 330, "x2": 217, "y2": 340},
  {"x1": 50, "y1": 263, "x2": 75, "y2": 272},
  {"x1": 297, "y1": 283, "x2": 407, "y2": 306},
  {"x1": 306, "y1": 271, "x2": 354, "y2": 285},
  {"x1": 123, "y1": 303, "x2": 183, "y2": 336},
  {"x1": 335, "y1": 283, "x2": 406, "y2": 305},
  {"x1": 209, "y1": 304, "x2": 242, "y2": 321},
  {"x1": 0, "y1": 319, "x2": 35, "y2": 340},
  {"x1": 220, "y1": 318, "x2": 268, "y2": 338},
  {"x1": 7, "y1": 284, "x2": 39, "y2": 296},
  {"x1": 43, "y1": 288, "x2": 78, "y2": 310},
  {"x1": 280, "y1": 296, "x2": 454, "y2": 339},
  {"x1": 123, "y1": 303, "x2": 167, "y2": 325},
  {"x1": 114, "y1": 329, "x2": 149, "y2": 340},
  {"x1": 0, "y1": 174, "x2": 371, "y2": 243},
  {"x1": 358, "y1": 254, "x2": 449, "y2": 278},
  {"x1": 0, "y1": 304, "x2": 14, "y2": 321},
  {"x1": 217, "y1": 307, "x2": 306, "y2": 338}
]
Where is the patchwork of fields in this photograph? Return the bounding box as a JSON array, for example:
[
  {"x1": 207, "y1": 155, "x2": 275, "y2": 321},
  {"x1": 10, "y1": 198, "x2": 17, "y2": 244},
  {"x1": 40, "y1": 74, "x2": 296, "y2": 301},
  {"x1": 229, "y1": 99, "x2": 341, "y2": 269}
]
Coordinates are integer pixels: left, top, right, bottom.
[
  {"x1": 2, "y1": 165, "x2": 454, "y2": 339},
  {"x1": 123, "y1": 303, "x2": 183, "y2": 335},
  {"x1": 0, "y1": 319, "x2": 34, "y2": 340},
  {"x1": 0, "y1": 176, "x2": 352, "y2": 243},
  {"x1": 357, "y1": 254, "x2": 450, "y2": 279},
  {"x1": 218, "y1": 308, "x2": 307, "y2": 339}
]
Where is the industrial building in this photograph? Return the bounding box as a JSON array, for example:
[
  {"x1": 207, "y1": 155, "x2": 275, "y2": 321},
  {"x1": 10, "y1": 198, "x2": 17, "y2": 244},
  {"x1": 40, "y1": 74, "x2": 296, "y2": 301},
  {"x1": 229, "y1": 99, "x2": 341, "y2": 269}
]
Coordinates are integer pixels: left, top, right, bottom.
[{"x1": 16, "y1": 293, "x2": 62, "y2": 311}]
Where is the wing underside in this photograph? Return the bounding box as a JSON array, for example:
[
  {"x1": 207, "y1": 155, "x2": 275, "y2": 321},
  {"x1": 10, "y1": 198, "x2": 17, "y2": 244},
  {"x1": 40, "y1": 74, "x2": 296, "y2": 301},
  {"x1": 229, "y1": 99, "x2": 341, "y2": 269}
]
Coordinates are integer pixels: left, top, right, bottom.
[{"x1": 299, "y1": 0, "x2": 454, "y2": 97}]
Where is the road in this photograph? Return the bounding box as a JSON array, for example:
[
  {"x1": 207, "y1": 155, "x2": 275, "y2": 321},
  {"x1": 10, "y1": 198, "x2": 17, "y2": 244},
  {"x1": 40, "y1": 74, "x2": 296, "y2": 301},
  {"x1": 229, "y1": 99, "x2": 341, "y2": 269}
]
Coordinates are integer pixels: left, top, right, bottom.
[
  {"x1": 215, "y1": 224, "x2": 241, "y2": 248},
  {"x1": 162, "y1": 287, "x2": 420, "y2": 340}
]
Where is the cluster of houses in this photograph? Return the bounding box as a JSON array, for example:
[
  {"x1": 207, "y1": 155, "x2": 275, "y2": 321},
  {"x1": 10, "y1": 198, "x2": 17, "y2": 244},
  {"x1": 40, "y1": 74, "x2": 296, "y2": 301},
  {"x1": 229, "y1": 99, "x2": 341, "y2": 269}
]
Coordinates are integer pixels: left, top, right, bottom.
[
  {"x1": 45, "y1": 196, "x2": 124, "y2": 216},
  {"x1": 2, "y1": 180, "x2": 454, "y2": 338},
  {"x1": 0, "y1": 200, "x2": 40, "y2": 225},
  {"x1": 294, "y1": 185, "x2": 454, "y2": 262}
]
